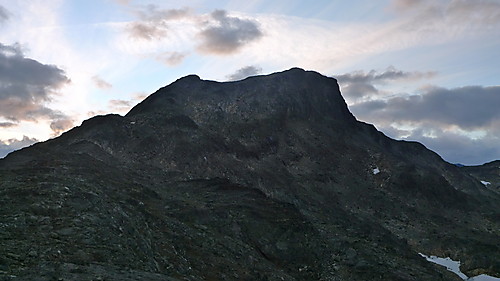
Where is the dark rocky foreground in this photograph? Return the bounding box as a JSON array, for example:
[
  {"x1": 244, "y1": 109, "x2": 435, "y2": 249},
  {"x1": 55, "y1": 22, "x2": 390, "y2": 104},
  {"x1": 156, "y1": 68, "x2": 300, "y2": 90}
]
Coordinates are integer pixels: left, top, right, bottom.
[{"x1": 0, "y1": 68, "x2": 498, "y2": 280}]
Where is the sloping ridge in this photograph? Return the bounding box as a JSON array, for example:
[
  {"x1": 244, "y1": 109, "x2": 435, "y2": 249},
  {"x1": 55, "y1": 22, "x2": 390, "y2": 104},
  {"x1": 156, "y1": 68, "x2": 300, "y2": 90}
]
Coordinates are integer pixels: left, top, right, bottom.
[{"x1": 0, "y1": 68, "x2": 498, "y2": 280}]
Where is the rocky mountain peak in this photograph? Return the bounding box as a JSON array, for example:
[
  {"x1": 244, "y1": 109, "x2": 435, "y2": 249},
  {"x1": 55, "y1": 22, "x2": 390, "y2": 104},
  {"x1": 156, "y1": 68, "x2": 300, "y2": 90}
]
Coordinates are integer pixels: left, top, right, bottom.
[
  {"x1": 0, "y1": 69, "x2": 498, "y2": 280},
  {"x1": 126, "y1": 68, "x2": 355, "y2": 126}
]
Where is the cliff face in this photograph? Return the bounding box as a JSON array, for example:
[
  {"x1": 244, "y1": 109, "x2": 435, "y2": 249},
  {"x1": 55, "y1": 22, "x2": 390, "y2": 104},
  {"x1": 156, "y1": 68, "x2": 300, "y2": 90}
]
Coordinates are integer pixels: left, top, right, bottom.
[{"x1": 1, "y1": 68, "x2": 498, "y2": 280}]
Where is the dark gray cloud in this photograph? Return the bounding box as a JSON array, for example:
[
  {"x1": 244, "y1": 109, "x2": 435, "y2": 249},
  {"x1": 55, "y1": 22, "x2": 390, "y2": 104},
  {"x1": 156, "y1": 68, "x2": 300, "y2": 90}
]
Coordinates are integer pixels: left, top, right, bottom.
[
  {"x1": 0, "y1": 5, "x2": 9, "y2": 25},
  {"x1": 197, "y1": 10, "x2": 263, "y2": 55},
  {"x1": 126, "y1": 7, "x2": 262, "y2": 55},
  {"x1": 351, "y1": 85, "x2": 500, "y2": 130},
  {"x1": 0, "y1": 122, "x2": 16, "y2": 128},
  {"x1": 337, "y1": 66, "x2": 435, "y2": 84},
  {"x1": 227, "y1": 65, "x2": 262, "y2": 81},
  {"x1": 92, "y1": 75, "x2": 112, "y2": 89},
  {"x1": 0, "y1": 136, "x2": 38, "y2": 159},
  {"x1": 349, "y1": 84, "x2": 500, "y2": 165},
  {"x1": 0, "y1": 42, "x2": 71, "y2": 133},
  {"x1": 379, "y1": 123, "x2": 500, "y2": 165},
  {"x1": 156, "y1": 51, "x2": 187, "y2": 66},
  {"x1": 336, "y1": 66, "x2": 436, "y2": 100},
  {"x1": 127, "y1": 6, "x2": 191, "y2": 40}
]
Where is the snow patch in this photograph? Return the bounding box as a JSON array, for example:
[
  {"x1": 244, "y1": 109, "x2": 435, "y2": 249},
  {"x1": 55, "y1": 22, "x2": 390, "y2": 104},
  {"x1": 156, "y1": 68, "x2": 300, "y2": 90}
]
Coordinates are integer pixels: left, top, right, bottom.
[
  {"x1": 419, "y1": 253, "x2": 468, "y2": 279},
  {"x1": 419, "y1": 253, "x2": 500, "y2": 280},
  {"x1": 469, "y1": 275, "x2": 500, "y2": 281},
  {"x1": 372, "y1": 167, "x2": 380, "y2": 175},
  {"x1": 480, "y1": 180, "x2": 491, "y2": 186}
]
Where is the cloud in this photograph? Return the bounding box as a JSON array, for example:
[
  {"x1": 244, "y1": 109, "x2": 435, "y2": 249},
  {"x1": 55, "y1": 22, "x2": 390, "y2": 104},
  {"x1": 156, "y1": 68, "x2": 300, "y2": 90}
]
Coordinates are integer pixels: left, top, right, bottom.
[
  {"x1": 336, "y1": 66, "x2": 436, "y2": 100},
  {"x1": 50, "y1": 118, "x2": 74, "y2": 136},
  {"x1": 128, "y1": 21, "x2": 168, "y2": 41},
  {"x1": 0, "y1": 42, "x2": 71, "y2": 134},
  {"x1": 156, "y1": 51, "x2": 187, "y2": 66},
  {"x1": 137, "y1": 5, "x2": 191, "y2": 22},
  {"x1": 351, "y1": 85, "x2": 500, "y2": 131},
  {"x1": 390, "y1": 0, "x2": 500, "y2": 29},
  {"x1": 108, "y1": 99, "x2": 132, "y2": 113},
  {"x1": 92, "y1": 75, "x2": 112, "y2": 89},
  {"x1": 337, "y1": 66, "x2": 436, "y2": 84},
  {"x1": 0, "y1": 122, "x2": 16, "y2": 128},
  {"x1": 390, "y1": 0, "x2": 425, "y2": 12},
  {"x1": 0, "y1": 5, "x2": 9, "y2": 25},
  {"x1": 127, "y1": 6, "x2": 191, "y2": 40},
  {"x1": 114, "y1": 0, "x2": 131, "y2": 5},
  {"x1": 379, "y1": 123, "x2": 500, "y2": 165},
  {"x1": 226, "y1": 65, "x2": 262, "y2": 81},
  {"x1": 0, "y1": 135, "x2": 38, "y2": 158},
  {"x1": 125, "y1": 7, "x2": 262, "y2": 56},
  {"x1": 197, "y1": 10, "x2": 263, "y2": 55},
  {"x1": 348, "y1": 84, "x2": 500, "y2": 165}
]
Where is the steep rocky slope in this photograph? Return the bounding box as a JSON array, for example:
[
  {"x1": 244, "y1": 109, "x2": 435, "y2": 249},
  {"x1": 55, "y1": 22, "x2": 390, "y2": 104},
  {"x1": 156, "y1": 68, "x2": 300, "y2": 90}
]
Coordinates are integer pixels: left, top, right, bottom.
[
  {"x1": 1, "y1": 68, "x2": 498, "y2": 280},
  {"x1": 462, "y1": 161, "x2": 500, "y2": 194}
]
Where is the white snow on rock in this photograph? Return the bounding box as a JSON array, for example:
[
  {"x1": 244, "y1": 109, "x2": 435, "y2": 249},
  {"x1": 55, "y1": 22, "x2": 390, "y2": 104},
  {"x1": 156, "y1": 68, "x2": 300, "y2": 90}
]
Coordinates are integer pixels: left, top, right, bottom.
[
  {"x1": 419, "y1": 253, "x2": 500, "y2": 280},
  {"x1": 469, "y1": 274, "x2": 500, "y2": 281},
  {"x1": 372, "y1": 167, "x2": 380, "y2": 175},
  {"x1": 419, "y1": 253, "x2": 468, "y2": 279},
  {"x1": 480, "y1": 180, "x2": 491, "y2": 186}
]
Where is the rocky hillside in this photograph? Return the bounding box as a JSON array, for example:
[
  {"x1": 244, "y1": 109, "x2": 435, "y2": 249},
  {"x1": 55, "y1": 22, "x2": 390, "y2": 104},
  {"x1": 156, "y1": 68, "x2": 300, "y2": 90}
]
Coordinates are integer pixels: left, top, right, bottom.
[
  {"x1": 1, "y1": 68, "x2": 498, "y2": 280},
  {"x1": 462, "y1": 161, "x2": 500, "y2": 193}
]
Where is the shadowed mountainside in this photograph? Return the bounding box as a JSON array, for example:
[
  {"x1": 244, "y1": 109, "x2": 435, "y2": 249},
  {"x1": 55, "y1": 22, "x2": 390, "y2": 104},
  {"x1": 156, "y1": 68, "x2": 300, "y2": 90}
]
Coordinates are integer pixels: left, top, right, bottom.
[{"x1": 1, "y1": 68, "x2": 498, "y2": 280}]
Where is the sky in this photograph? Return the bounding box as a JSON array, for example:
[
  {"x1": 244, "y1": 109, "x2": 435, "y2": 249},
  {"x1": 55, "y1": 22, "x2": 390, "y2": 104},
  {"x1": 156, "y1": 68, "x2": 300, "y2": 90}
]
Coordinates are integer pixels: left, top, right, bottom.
[{"x1": 0, "y1": 0, "x2": 499, "y2": 165}]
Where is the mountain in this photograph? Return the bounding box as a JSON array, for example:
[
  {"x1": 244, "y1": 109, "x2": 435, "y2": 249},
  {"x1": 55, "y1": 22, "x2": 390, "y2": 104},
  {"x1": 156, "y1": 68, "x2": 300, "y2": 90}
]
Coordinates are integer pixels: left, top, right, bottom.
[
  {"x1": 462, "y1": 160, "x2": 500, "y2": 192},
  {"x1": 1, "y1": 68, "x2": 498, "y2": 280}
]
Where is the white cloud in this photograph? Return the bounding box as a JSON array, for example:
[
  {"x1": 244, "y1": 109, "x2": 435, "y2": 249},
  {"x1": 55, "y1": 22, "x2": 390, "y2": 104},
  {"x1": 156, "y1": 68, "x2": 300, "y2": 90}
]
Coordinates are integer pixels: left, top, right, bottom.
[
  {"x1": 0, "y1": 135, "x2": 38, "y2": 158},
  {"x1": 92, "y1": 75, "x2": 113, "y2": 89}
]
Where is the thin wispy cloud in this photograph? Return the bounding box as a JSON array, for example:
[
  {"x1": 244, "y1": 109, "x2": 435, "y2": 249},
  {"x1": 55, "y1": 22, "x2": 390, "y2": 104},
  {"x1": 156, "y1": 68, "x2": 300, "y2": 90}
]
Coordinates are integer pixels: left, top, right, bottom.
[
  {"x1": 156, "y1": 51, "x2": 187, "y2": 66},
  {"x1": 227, "y1": 65, "x2": 262, "y2": 81},
  {"x1": 0, "y1": 5, "x2": 9, "y2": 25},
  {"x1": 337, "y1": 67, "x2": 436, "y2": 84},
  {"x1": 92, "y1": 75, "x2": 112, "y2": 89},
  {"x1": 113, "y1": 0, "x2": 131, "y2": 6},
  {"x1": 389, "y1": 0, "x2": 500, "y2": 35},
  {"x1": 391, "y1": 0, "x2": 424, "y2": 11},
  {"x1": 108, "y1": 99, "x2": 132, "y2": 113},
  {"x1": 127, "y1": 6, "x2": 191, "y2": 41}
]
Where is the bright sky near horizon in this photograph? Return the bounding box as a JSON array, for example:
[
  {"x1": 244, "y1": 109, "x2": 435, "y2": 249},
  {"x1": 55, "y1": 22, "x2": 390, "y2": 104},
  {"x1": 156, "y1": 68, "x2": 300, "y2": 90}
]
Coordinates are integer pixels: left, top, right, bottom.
[{"x1": 0, "y1": 0, "x2": 499, "y2": 165}]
